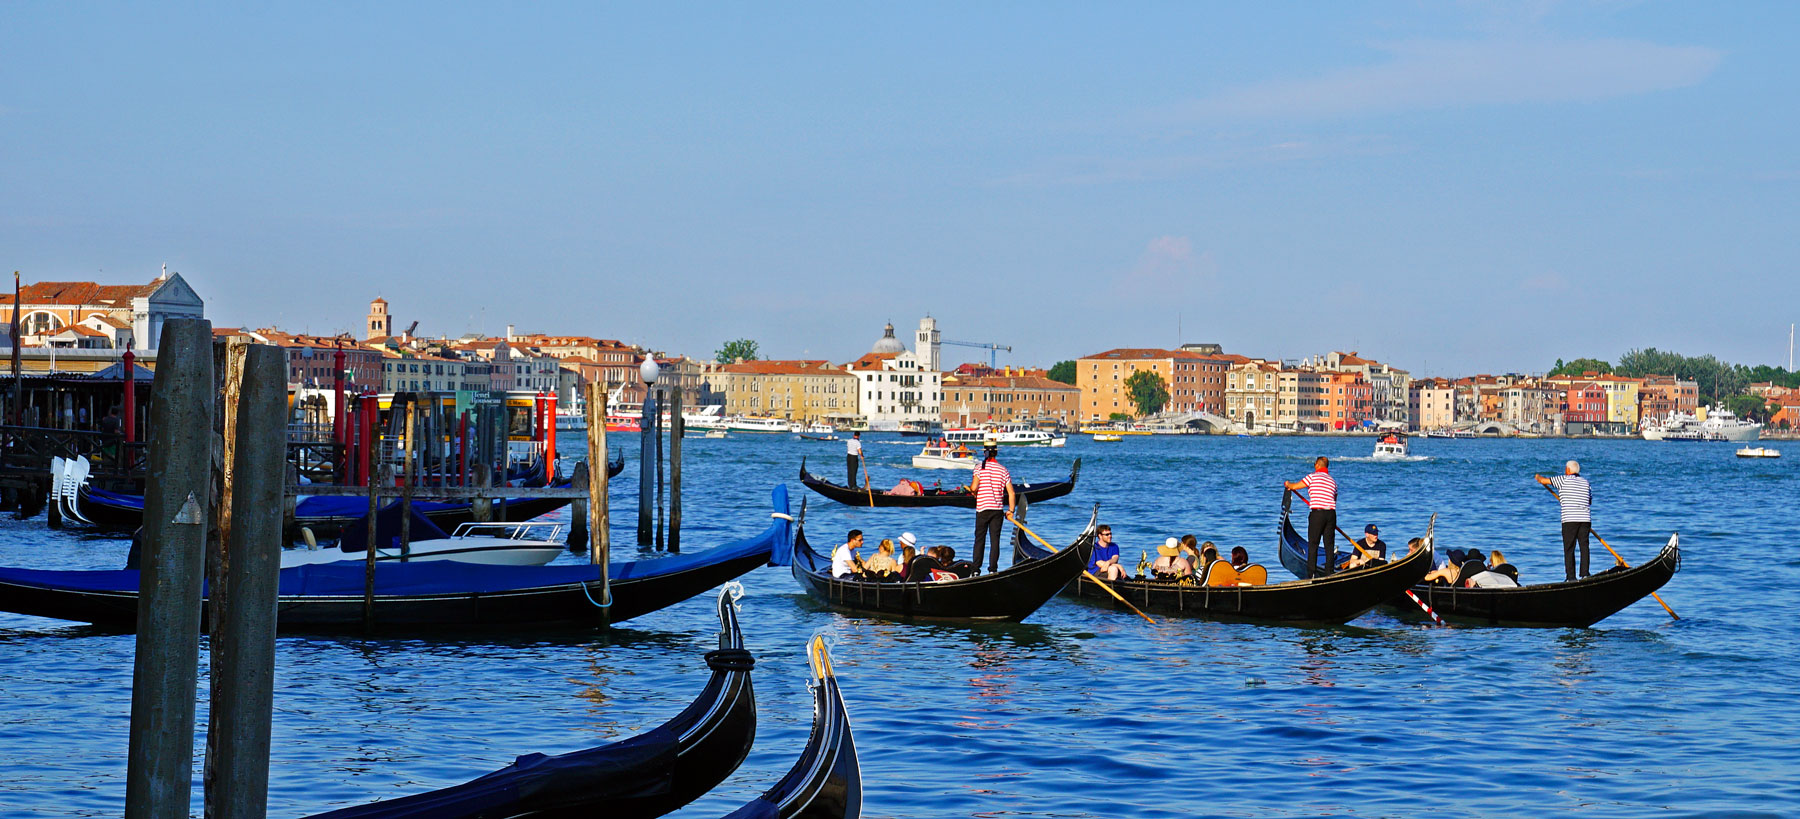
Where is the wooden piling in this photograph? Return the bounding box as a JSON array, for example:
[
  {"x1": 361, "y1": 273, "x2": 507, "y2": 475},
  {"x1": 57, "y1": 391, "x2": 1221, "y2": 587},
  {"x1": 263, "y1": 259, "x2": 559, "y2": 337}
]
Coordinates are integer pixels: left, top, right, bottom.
[
  {"x1": 399, "y1": 399, "x2": 416, "y2": 558},
  {"x1": 669, "y1": 390, "x2": 682, "y2": 554},
  {"x1": 361, "y1": 413, "x2": 380, "y2": 631},
  {"x1": 567, "y1": 460, "x2": 588, "y2": 548},
  {"x1": 202, "y1": 337, "x2": 248, "y2": 819},
  {"x1": 206, "y1": 344, "x2": 284, "y2": 819},
  {"x1": 586, "y1": 384, "x2": 610, "y2": 613},
  {"x1": 124, "y1": 318, "x2": 215, "y2": 819}
]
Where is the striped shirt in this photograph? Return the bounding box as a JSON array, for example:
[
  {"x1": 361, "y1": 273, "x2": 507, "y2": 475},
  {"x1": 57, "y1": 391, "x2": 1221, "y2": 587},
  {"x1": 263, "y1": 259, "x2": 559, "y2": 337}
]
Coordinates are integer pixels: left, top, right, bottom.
[
  {"x1": 974, "y1": 459, "x2": 1012, "y2": 511},
  {"x1": 1551, "y1": 474, "x2": 1591, "y2": 523},
  {"x1": 1301, "y1": 471, "x2": 1338, "y2": 510}
]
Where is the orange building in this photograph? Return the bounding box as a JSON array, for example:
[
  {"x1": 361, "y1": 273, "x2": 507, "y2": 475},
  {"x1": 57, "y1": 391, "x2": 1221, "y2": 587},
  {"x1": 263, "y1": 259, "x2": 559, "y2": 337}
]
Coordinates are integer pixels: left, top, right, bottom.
[{"x1": 1075, "y1": 348, "x2": 1227, "y2": 420}]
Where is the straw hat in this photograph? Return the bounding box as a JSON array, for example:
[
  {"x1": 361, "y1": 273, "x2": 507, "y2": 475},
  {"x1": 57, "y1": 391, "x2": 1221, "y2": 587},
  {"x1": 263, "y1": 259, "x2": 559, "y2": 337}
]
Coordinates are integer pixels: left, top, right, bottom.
[{"x1": 1157, "y1": 537, "x2": 1179, "y2": 557}]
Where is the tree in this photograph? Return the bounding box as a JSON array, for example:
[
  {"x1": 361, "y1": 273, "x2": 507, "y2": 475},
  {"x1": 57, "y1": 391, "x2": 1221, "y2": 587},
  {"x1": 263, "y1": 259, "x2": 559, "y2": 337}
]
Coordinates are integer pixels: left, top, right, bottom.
[
  {"x1": 1549, "y1": 357, "x2": 1613, "y2": 377},
  {"x1": 1124, "y1": 370, "x2": 1170, "y2": 417},
  {"x1": 714, "y1": 339, "x2": 759, "y2": 364},
  {"x1": 1726, "y1": 394, "x2": 1777, "y2": 424},
  {"x1": 1048, "y1": 360, "x2": 1076, "y2": 385},
  {"x1": 1108, "y1": 412, "x2": 1132, "y2": 422}
]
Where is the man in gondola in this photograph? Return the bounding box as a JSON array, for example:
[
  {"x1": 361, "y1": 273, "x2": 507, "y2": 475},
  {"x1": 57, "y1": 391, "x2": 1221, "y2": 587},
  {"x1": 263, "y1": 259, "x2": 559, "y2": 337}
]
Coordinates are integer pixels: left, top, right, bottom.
[
  {"x1": 831, "y1": 529, "x2": 865, "y2": 578},
  {"x1": 846, "y1": 431, "x2": 863, "y2": 487},
  {"x1": 1537, "y1": 460, "x2": 1591, "y2": 581},
  {"x1": 1284, "y1": 456, "x2": 1338, "y2": 578},
  {"x1": 969, "y1": 437, "x2": 1016, "y2": 575}
]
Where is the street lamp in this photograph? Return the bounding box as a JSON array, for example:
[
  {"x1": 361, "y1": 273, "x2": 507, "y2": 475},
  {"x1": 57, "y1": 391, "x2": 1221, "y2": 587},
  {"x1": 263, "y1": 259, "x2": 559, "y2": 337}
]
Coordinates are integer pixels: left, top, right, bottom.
[{"x1": 640, "y1": 358, "x2": 660, "y2": 386}]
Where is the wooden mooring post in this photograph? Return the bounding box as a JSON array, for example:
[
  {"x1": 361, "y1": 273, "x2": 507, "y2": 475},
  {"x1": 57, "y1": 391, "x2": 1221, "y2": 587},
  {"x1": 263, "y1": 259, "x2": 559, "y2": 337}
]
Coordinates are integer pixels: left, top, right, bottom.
[
  {"x1": 668, "y1": 389, "x2": 682, "y2": 553},
  {"x1": 586, "y1": 383, "x2": 610, "y2": 615},
  {"x1": 124, "y1": 318, "x2": 215, "y2": 819}
]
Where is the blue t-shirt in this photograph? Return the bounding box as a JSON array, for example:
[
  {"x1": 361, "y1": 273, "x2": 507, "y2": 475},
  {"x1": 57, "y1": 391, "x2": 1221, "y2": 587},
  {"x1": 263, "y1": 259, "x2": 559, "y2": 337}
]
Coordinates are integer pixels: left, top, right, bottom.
[{"x1": 1091, "y1": 541, "x2": 1120, "y2": 572}]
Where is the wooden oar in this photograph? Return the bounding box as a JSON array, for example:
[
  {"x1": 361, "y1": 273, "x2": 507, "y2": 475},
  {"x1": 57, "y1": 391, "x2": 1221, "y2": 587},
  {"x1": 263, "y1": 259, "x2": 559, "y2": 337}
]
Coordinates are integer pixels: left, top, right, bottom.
[
  {"x1": 1288, "y1": 489, "x2": 1442, "y2": 623},
  {"x1": 859, "y1": 448, "x2": 874, "y2": 508},
  {"x1": 1008, "y1": 513, "x2": 1155, "y2": 624},
  {"x1": 1538, "y1": 480, "x2": 1679, "y2": 620}
]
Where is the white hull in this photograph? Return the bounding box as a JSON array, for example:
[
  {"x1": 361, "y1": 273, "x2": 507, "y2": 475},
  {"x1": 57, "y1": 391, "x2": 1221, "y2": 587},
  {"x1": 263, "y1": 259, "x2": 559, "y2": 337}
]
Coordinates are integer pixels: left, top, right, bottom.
[
  {"x1": 727, "y1": 416, "x2": 792, "y2": 433},
  {"x1": 912, "y1": 455, "x2": 975, "y2": 470},
  {"x1": 282, "y1": 538, "x2": 563, "y2": 568}
]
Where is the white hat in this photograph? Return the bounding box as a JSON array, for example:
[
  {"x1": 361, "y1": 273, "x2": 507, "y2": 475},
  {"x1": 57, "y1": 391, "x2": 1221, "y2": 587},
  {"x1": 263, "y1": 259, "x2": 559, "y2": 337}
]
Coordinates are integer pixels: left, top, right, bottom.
[{"x1": 898, "y1": 532, "x2": 917, "y2": 549}]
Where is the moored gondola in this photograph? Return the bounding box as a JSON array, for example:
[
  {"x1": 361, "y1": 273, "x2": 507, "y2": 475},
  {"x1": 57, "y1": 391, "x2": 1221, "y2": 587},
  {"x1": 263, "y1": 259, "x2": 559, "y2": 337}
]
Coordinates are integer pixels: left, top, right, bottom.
[
  {"x1": 0, "y1": 486, "x2": 793, "y2": 632},
  {"x1": 723, "y1": 635, "x2": 861, "y2": 819},
  {"x1": 1016, "y1": 502, "x2": 1433, "y2": 623},
  {"x1": 304, "y1": 585, "x2": 757, "y2": 819},
  {"x1": 797, "y1": 456, "x2": 1079, "y2": 508},
  {"x1": 1276, "y1": 495, "x2": 1682, "y2": 627},
  {"x1": 52, "y1": 453, "x2": 625, "y2": 537},
  {"x1": 791, "y1": 506, "x2": 1095, "y2": 621}
]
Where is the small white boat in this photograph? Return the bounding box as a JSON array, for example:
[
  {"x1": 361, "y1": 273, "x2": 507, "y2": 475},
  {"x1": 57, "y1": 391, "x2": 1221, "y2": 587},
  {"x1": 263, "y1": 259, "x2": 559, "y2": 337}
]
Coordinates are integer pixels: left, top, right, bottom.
[
  {"x1": 704, "y1": 429, "x2": 729, "y2": 439},
  {"x1": 282, "y1": 522, "x2": 568, "y2": 568},
  {"x1": 1372, "y1": 433, "x2": 1409, "y2": 460},
  {"x1": 912, "y1": 442, "x2": 976, "y2": 469},
  {"x1": 944, "y1": 425, "x2": 1067, "y2": 448},
  {"x1": 1092, "y1": 433, "x2": 1123, "y2": 442},
  {"x1": 1736, "y1": 446, "x2": 1782, "y2": 458}
]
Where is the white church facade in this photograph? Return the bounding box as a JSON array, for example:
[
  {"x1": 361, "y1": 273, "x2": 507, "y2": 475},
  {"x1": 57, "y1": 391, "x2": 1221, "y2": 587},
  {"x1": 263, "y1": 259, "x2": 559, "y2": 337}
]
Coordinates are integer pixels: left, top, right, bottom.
[{"x1": 846, "y1": 317, "x2": 943, "y2": 431}]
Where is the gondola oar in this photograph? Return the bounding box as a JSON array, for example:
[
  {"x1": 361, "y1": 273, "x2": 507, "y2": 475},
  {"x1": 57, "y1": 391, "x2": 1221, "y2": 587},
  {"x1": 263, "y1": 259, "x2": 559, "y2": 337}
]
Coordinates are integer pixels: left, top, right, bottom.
[
  {"x1": 1538, "y1": 480, "x2": 1679, "y2": 621},
  {"x1": 861, "y1": 453, "x2": 874, "y2": 508},
  {"x1": 1287, "y1": 488, "x2": 1443, "y2": 624},
  {"x1": 1008, "y1": 514, "x2": 1155, "y2": 624}
]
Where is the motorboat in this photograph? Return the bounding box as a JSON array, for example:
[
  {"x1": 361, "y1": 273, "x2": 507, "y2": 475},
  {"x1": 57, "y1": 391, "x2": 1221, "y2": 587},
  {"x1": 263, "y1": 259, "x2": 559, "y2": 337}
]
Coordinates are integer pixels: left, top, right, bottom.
[
  {"x1": 911, "y1": 441, "x2": 975, "y2": 470},
  {"x1": 897, "y1": 419, "x2": 939, "y2": 437},
  {"x1": 704, "y1": 429, "x2": 729, "y2": 439},
  {"x1": 944, "y1": 424, "x2": 1066, "y2": 447},
  {"x1": 1736, "y1": 446, "x2": 1781, "y2": 458},
  {"x1": 1371, "y1": 432, "x2": 1409, "y2": 459},
  {"x1": 802, "y1": 422, "x2": 836, "y2": 435},
  {"x1": 283, "y1": 520, "x2": 568, "y2": 568},
  {"x1": 1091, "y1": 433, "x2": 1123, "y2": 442}
]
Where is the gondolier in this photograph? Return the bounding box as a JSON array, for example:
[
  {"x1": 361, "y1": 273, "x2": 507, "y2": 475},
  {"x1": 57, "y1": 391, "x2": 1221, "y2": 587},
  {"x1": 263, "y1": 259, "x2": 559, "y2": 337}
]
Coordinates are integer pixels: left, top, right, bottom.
[
  {"x1": 1284, "y1": 457, "x2": 1338, "y2": 578},
  {"x1": 970, "y1": 437, "x2": 1017, "y2": 574},
  {"x1": 846, "y1": 432, "x2": 863, "y2": 487},
  {"x1": 1537, "y1": 461, "x2": 1592, "y2": 581}
]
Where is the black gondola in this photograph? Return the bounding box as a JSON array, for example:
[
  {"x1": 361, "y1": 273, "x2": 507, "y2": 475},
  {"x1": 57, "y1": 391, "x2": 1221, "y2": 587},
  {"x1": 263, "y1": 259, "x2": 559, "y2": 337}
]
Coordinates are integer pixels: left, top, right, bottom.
[
  {"x1": 305, "y1": 586, "x2": 757, "y2": 819},
  {"x1": 1277, "y1": 496, "x2": 1682, "y2": 627},
  {"x1": 723, "y1": 635, "x2": 861, "y2": 819},
  {"x1": 0, "y1": 487, "x2": 793, "y2": 632},
  {"x1": 54, "y1": 453, "x2": 625, "y2": 537},
  {"x1": 1014, "y1": 500, "x2": 1433, "y2": 623},
  {"x1": 797, "y1": 456, "x2": 1080, "y2": 509},
  {"x1": 791, "y1": 506, "x2": 1095, "y2": 621}
]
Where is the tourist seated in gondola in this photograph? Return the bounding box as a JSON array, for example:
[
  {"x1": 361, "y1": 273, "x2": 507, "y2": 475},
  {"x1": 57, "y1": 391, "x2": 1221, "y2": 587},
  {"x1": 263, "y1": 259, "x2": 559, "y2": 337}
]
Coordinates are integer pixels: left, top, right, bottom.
[
  {"x1": 1339, "y1": 524, "x2": 1388, "y2": 571},
  {"x1": 906, "y1": 545, "x2": 947, "y2": 581},
  {"x1": 1462, "y1": 549, "x2": 1520, "y2": 588},
  {"x1": 1150, "y1": 538, "x2": 1193, "y2": 579},
  {"x1": 1091, "y1": 525, "x2": 1127, "y2": 581},
  {"x1": 1230, "y1": 546, "x2": 1251, "y2": 571},
  {"x1": 862, "y1": 538, "x2": 902, "y2": 581},
  {"x1": 1422, "y1": 548, "x2": 1467, "y2": 586},
  {"x1": 926, "y1": 545, "x2": 974, "y2": 580},
  {"x1": 831, "y1": 529, "x2": 865, "y2": 578}
]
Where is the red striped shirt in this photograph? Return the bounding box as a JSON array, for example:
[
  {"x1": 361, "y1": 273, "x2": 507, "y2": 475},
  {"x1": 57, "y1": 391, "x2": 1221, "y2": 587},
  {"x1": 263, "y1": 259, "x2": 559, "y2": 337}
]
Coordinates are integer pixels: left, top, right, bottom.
[
  {"x1": 1301, "y1": 471, "x2": 1337, "y2": 510},
  {"x1": 974, "y1": 460, "x2": 1011, "y2": 510}
]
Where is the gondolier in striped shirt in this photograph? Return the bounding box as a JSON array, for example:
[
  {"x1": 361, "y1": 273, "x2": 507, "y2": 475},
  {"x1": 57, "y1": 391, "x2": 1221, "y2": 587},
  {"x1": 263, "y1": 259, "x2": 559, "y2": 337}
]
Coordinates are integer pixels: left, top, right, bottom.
[
  {"x1": 1537, "y1": 461, "x2": 1592, "y2": 581},
  {"x1": 970, "y1": 437, "x2": 1016, "y2": 574},
  {"x1": 1284, "y1": 457, "x2": 1338, "y2": 578},
  {"x1": 846, "y1": 432, "x2": 863, "y2": 487}
]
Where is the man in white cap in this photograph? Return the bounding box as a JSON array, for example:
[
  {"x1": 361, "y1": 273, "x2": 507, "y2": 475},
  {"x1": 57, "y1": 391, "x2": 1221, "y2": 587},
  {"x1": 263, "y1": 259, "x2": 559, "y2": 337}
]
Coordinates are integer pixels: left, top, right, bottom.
[
  {"x1": 969, "y1": 436, "x2": 1016, "y2": 574},
  {"x1": 1537, "y1": 460, "x2": 1591, "y2": 581}
]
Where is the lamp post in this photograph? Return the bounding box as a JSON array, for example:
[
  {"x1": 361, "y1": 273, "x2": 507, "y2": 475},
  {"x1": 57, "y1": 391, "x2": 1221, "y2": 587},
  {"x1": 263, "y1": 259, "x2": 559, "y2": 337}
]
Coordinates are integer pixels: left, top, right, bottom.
[{"x1": 637, "y1": 358, "x2": 659, "y2": 545}]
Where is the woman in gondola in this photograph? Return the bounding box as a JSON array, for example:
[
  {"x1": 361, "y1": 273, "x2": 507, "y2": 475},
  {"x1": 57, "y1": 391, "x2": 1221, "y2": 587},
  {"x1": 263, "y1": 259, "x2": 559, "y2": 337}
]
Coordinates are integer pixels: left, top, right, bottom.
[
  {"x1": 863, "y1": 538, "x2": 902, "y2": 581},
  {"x1": 1150, "y1": 538, "x2": 1193, "y2": 580}
]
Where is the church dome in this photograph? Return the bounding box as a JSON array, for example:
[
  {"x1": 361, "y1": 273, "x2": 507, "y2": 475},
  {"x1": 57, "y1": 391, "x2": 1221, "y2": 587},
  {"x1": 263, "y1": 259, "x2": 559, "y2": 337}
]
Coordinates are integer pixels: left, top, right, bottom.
[{"x1": 872, "y1": 322, "x2": 906, "y2": 354}]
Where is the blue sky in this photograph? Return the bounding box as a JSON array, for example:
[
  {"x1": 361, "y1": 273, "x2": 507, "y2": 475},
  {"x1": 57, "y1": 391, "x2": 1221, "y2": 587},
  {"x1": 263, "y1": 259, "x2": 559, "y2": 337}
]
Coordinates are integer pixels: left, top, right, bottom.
[{"x1": 2, "y1": 2, "x2": 1795, "y2": 375}]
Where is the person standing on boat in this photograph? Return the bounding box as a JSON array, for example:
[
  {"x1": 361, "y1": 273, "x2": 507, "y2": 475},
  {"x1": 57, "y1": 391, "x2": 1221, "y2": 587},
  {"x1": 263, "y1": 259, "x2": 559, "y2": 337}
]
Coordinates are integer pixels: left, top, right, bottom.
[
  {"x1": 1284, "y1": 457, "x2": 1339, "y2": 578},
  {"x1": 970, "y1": 438, "x2": 1016, "y2": 574},
  {"x1": 846, "y1": 432, "x2": 863, "y2": 487},
  {"x1": 1536, "y1": 461, "x2": 1591, "y2": 581}
]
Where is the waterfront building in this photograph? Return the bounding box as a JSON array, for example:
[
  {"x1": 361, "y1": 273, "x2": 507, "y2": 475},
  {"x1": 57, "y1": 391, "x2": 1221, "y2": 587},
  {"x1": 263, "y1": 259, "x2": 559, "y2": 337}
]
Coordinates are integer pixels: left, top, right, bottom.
[
  {"x1": 1316, "y1": 372, "x2": 1373, "y2": 430},
  {"x1": 1224, "y1": 360, "x2": 1282, "y2": 431},
  {"x1": 1075, "y1": 348, "x2": 1227, "y2": 421},
  {"x1": 1409, "y1": 378, "x2": 1456, "y2": 431},
  {"x1": 701, "y1": 360, "x2": 857, "y2": 424},
  {"x1": 1639, "y1": 376, "x2": 1700, "y2": 422},
  {"x1": 1318, "y1": 351, "x2": 1411, "y2": 424},
  {"x1": 1, "y1": 269, "x2": 203, "y2": 352},
  {"x1": 221, "y1": 329, "x2": 382, "y2": 391},
  {"x1": 847, "y1": 321, "x2": 943, "y2": 430},
  {"x1": 379, "y1": 351, "x2": 467, "y2": 393},
  {"x1": 941, "y1": 368, "x2": 1078, "y2": 427},
  {"x1": 1547, "y1": 372, "x2": 1640, "y2": 429},
  {"x1": 1499, "y1": 382, "x2": 1559, "y2": 433}
]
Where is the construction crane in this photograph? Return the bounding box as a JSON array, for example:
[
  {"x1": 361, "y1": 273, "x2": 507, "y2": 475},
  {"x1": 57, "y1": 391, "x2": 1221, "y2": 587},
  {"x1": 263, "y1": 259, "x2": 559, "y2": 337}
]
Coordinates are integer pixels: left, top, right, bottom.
[{"x1": 943, "y1": 339, "x2": 1012, "y2": 368}]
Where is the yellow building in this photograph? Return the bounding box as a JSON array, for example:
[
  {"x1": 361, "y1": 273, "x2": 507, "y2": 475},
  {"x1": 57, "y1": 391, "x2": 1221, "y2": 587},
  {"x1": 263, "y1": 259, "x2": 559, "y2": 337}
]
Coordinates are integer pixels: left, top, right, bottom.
[
  {"x1": 702, "y1": 360, "x2": 858, "y2": 423},
  {"x1": 1546, "y1": 373, "x2": 1640, "y2": 428}
]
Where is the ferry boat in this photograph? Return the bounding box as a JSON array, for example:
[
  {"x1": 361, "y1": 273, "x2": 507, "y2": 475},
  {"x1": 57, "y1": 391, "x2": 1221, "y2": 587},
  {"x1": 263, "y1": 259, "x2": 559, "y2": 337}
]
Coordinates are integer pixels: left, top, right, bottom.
[
  {"x1": 898, "y1": 420, "x2": 940, "y2": 437},
  {"x1": 1079, "y1": 423, "x2": 1151, "y2": 436},
  {"x1": 911, "y1": 441, "x2": 976, "y2": 470},
  {"x1": 944, "y1": 424, "x2": 1067, "y2": 447},
  {"x1": 727, "y1": 415, "x2": 791, "y2": 433}
]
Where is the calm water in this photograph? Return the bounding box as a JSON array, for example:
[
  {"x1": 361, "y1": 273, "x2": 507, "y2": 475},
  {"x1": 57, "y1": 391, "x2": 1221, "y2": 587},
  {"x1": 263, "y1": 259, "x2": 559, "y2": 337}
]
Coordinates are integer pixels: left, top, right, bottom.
[{"x1": 2, "y1": 434, "x2": 1795, "y2": 818}]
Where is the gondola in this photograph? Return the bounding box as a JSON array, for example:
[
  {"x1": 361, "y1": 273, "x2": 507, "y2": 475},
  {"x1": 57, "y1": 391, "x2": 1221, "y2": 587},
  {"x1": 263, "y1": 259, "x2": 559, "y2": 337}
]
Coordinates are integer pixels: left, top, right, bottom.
[
  {"x1": 723, "y1": 635, "x2": 861, "y2": 819},
  {"x1": 52, "y1": 453, "x2": 625, "y2": 537},
  {"x1": 791, "y1": 505, "x2": 1095, "y2": 621},
  {"x1": 797, "y1": 456, "x2": 1079, "y2": 508},
  {"x1": 0, "y1": 486, "x2": 793, "y2": 632},
  {"x1": 1277, "y1": 495, "x2": 1682, "y2": 627},
  {"x1": 1014, "y1": 500, "x2": 1433, "y2": 623},
  {"x1": 305, "y1": 586, "x2": 757, "y2": 818}
]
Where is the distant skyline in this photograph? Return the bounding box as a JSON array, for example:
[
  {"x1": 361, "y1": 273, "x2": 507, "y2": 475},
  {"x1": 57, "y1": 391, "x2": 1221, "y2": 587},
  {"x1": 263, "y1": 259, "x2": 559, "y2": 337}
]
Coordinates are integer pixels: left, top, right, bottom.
[{"x1": 3, "y1": 3, "x2": 1795, "y2": 376}]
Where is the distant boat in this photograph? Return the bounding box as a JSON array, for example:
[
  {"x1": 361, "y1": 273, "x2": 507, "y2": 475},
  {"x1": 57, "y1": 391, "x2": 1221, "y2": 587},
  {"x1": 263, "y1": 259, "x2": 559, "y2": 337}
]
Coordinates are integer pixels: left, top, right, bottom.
[
  {"x1": 1092, "y1": 433, "x2": 1123, "y2": 442},
  {"x1": 912, "y1": 441, "x2": 976, "y2": 469},
  {"x1": 1371, "y1": 433, "x2": 1409, "y2": 460},
  {"x1": 1736, "y1": 446, "x2": 1781, "y2": 458}
]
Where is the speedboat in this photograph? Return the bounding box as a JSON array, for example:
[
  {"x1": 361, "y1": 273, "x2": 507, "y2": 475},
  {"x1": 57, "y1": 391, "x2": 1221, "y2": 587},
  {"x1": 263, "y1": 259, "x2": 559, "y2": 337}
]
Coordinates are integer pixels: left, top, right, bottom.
[
  {"x1": 1736, "y1": 446, "x2": 1781, "y2": 458},
  {"x1": 284, "y1": 521, "x2": 569, "y2": 568},
  {"x1": 1371, "y1": 433, "x2": 1409, "y2": 460},
  {"x1": 912, "y1": 442, "x2": 975, "y2": 469}
]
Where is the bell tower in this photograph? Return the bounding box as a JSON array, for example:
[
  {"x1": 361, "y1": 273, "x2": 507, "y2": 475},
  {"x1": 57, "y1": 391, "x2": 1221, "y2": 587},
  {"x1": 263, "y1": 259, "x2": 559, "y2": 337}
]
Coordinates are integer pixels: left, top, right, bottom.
[
  {"x1": 367, "y1": 297, "x2": 390, "y2": 340},
  {"x1": 916, "y1": 316, "x2": 940, "y2": 372}
]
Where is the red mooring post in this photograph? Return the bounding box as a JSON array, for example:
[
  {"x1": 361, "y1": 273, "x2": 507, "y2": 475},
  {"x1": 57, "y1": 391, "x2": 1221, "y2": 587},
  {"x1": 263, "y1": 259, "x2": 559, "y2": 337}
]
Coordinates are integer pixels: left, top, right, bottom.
[
  {"x1": 457, "y1": 411, "x2": 469, "y2": 487},
  {"x1": 122, "y1": 344, "x2": 137, "y2": 444},
  {"x1": 332, "y1": 345, "x2": 347, "y2": 482},
  {"x1": 544, "y1": 393, "x2": 557, "y2": 484}
]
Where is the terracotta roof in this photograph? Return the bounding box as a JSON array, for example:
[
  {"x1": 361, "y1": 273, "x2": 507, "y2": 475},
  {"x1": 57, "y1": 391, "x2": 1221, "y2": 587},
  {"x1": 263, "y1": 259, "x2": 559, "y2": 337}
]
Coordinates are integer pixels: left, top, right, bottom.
[
  {"x1": 948, "y1": 374, "x2": 1077, "y2": 391},
  {"x1": 846, "y1": 352, "x2": 899, "y2": 369},
  {"x1": 84, "y1": 314, "x2": 131, "y2": 329},
  {"x1": 0, "y1": 279, "x2": 162, "y2": 308},
  {"x1": 718, "y1": 360, "x2": 848, "y2": 376},
  {"x1": 1080, "y1": 348, "x2": 1189, "y2": 361}
]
